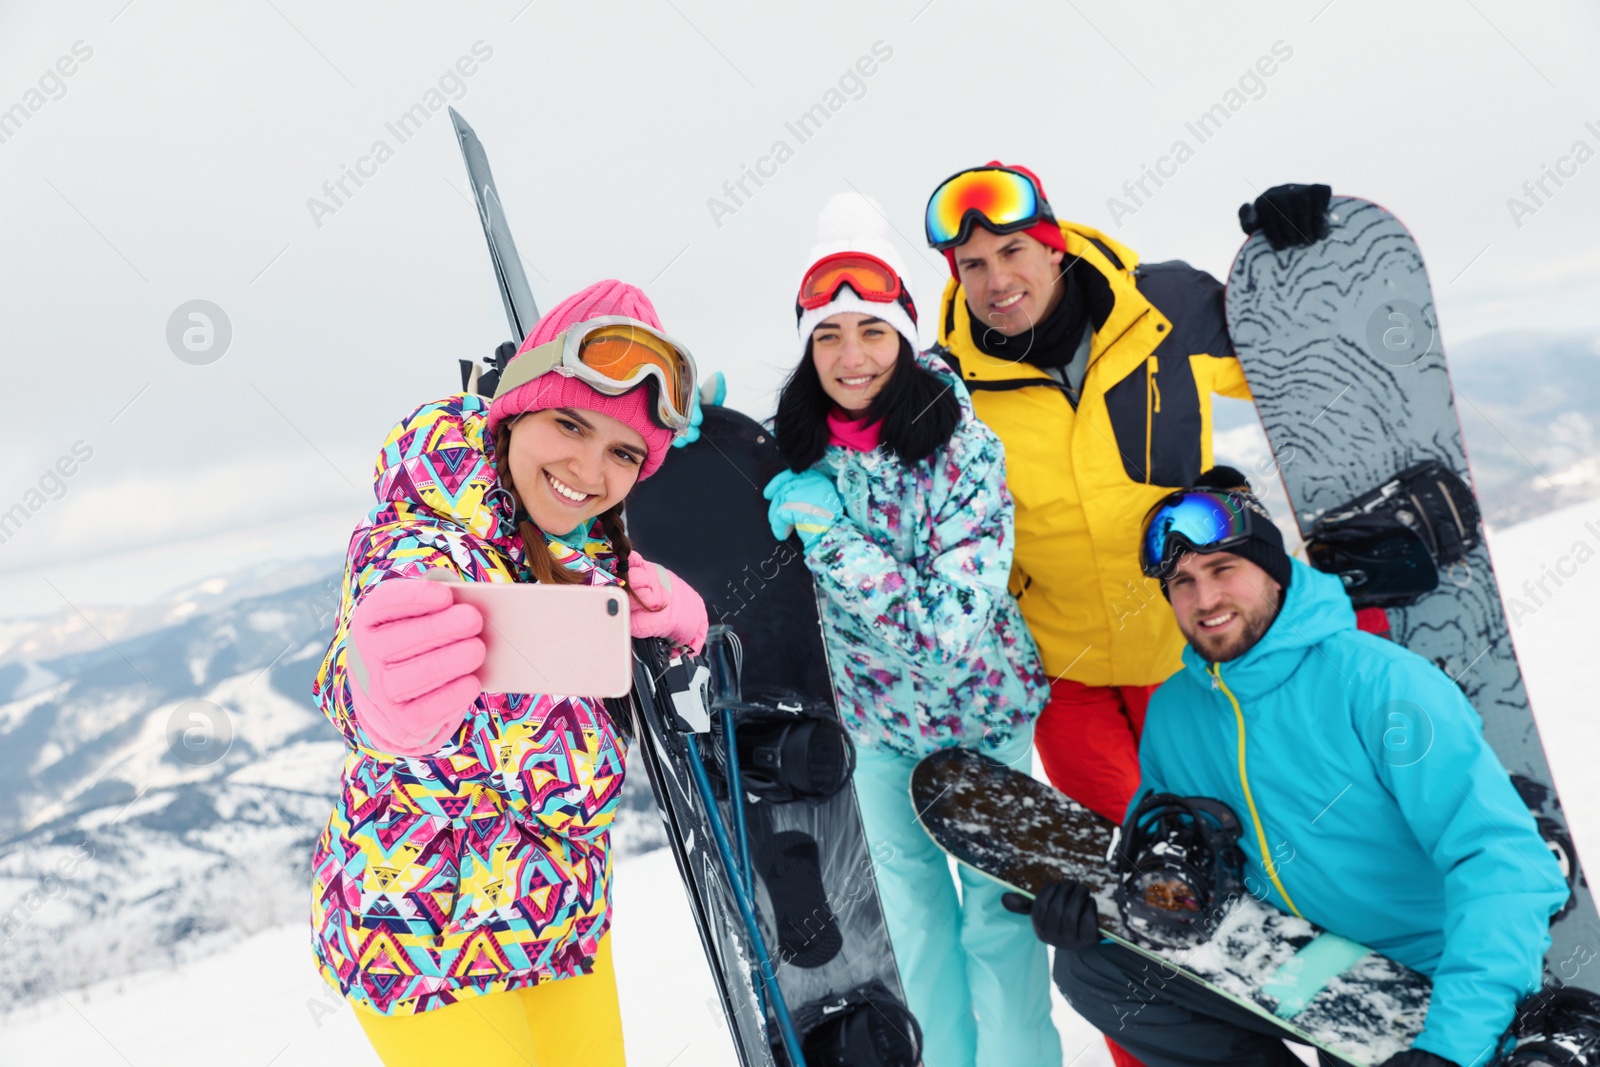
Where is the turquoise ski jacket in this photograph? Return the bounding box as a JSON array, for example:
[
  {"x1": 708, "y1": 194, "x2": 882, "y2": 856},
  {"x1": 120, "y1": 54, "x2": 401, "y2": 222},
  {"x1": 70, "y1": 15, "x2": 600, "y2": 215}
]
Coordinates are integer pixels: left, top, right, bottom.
[
  {"x1": 1136, "y1": 559, "x2": 1568, "y2": 1067},
  {"x1": 801, "y1": 353, "x2": 1048, "y2": 758}
]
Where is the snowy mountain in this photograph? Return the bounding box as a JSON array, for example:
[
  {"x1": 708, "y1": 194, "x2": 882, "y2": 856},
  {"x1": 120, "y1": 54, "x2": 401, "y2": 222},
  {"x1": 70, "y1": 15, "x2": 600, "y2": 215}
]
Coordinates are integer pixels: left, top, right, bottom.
[
  {"x1": 1451, "y1": 332, "x2": 1600, "y2": 526},
  {"x1": 1215, "y1": 330, "x2": 1600, "y2": 528},
  {"x1": 0, "y1": 564, "x2": 665, "y2": 1013}
]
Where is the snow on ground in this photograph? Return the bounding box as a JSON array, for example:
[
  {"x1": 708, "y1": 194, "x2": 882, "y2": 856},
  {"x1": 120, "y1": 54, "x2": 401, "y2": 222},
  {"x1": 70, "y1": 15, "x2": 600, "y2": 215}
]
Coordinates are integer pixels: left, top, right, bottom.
[
  {"x1": 4, "y1": 496, "x2": 1596, "y2": 1066},
  {"x1": 0, "y1": 844, "x2": 1115, "y2": 1065},
  {"x1": 1489, "y1": 494, "x2": 1600, "y2": 871}
]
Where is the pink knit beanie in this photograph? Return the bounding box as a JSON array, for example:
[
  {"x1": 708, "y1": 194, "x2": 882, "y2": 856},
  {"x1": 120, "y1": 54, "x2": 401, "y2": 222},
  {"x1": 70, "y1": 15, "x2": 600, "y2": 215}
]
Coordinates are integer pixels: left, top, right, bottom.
[{"x1": 488, "y1": 280, "x2": 676, "y2": 479}]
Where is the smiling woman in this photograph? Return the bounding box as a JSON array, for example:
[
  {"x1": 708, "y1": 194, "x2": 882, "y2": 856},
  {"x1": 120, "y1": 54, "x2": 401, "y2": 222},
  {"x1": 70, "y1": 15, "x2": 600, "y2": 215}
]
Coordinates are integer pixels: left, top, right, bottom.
[
  {"x1": 765, "y1": 194, "x2": 1060, "y2": 1064},
  {"x1": 492, "y1": 406, "x2": 648, "y2": 586},
  {"x1": 309, "y1": 279, "x2": 707, "y2": 1067}
]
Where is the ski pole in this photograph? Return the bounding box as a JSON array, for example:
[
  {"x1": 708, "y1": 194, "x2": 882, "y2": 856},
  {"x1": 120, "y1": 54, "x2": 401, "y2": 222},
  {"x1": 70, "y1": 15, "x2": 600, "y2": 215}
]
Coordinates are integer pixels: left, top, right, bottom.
[
  {"x1": 685, "y1": 734, "x2": 808, "y2": 1067},
  {"x1": 722, "y1": 708, "x2": 756, "y2": 899},
  {"x1": 707, "y1": 630, "x2": 756, "y2": 898}
]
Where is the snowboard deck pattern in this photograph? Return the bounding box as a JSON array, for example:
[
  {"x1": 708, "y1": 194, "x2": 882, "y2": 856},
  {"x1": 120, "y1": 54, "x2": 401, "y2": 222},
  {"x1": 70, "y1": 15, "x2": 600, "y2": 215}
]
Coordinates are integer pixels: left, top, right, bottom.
[
  {"x1": 1225, "y1": 197, "x2": 1596, "y2": 990},
  {"x1": 913, "y1": 748, "x2": 1429, "y2": 1065},
  {"x1": 626, "y1": 405, "x2": 913, "y2": 1063}
]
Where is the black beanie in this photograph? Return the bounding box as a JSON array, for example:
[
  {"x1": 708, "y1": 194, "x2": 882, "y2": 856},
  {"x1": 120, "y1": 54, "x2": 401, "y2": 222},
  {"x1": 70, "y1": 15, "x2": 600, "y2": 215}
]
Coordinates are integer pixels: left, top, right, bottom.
[{"x1": 1161, "y1": 466, "x2": 1293, "y2": 594}]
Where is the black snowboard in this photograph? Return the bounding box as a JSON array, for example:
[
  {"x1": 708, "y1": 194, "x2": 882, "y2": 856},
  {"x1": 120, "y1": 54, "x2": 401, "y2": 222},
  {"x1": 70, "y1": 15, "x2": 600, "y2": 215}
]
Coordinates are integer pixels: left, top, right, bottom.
[
  {"x1": 625, "y1": 405, "x2": 918, "y2": 1066},
  {"x1": 1225, "y1": 197, "x2": 1595, "y2": 992}
]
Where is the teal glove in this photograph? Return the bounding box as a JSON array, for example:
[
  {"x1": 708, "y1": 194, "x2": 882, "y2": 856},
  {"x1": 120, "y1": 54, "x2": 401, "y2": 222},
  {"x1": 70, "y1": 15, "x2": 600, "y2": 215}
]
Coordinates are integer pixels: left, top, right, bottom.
[
  {"x1": 673, "y1": 370, "x2": 727, "y2": 448},
  {"x1": 763, "y1": 469, "x2": 843, "y2": 549}
]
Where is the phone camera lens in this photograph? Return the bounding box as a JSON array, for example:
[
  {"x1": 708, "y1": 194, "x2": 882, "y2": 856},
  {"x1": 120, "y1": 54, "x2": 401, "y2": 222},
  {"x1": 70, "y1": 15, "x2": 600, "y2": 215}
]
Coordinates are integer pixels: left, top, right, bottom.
[{"x1": 607, "y1": 598, "x2": 619, "y2": 616}]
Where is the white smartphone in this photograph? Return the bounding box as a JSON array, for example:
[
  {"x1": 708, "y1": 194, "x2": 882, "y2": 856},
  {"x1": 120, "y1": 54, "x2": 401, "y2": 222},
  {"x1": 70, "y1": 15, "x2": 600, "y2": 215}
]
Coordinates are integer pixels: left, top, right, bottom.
[{"x1": 425, "y1": 574, "x2": 633, "y2": 698}]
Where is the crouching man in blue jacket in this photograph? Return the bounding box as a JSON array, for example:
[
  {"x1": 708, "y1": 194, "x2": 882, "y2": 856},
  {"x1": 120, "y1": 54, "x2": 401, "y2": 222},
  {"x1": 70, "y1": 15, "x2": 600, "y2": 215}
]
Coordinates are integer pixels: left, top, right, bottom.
[{"x1": 1018, "y1": 467, "x2": 1569, "y2": 1067}]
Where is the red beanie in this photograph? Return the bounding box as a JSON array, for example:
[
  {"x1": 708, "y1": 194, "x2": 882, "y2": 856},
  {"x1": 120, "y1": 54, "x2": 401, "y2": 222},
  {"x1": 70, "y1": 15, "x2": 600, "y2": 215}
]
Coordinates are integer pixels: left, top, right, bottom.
[
  {"x1": 488, "y1": 280, "x2": 676, "y2": 479},
  {"x1": 941, "y1": 160, "x2": 1066, "y2": 279}
]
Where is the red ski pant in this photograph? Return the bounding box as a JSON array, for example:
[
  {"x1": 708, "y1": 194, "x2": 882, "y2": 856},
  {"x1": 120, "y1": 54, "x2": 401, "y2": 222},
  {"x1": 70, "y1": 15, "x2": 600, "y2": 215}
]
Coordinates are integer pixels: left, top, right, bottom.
[
  {"x1": 1032, "y1": 678, "x2": 1158, "y2": 1067},
  {"x1": 1033, "y1": 678, "x2": 1157, "y2": 824}
]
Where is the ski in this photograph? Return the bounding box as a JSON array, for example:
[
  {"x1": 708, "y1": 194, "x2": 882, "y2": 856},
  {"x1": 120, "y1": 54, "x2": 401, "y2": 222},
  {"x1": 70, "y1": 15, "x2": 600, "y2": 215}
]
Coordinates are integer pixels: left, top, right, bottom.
[
  {"x1": 447, "y1": 109, "x2": 788, "y2": 1065},
  {"x1": 447, "y1": 106, "x2": 539, "y2": 346}
]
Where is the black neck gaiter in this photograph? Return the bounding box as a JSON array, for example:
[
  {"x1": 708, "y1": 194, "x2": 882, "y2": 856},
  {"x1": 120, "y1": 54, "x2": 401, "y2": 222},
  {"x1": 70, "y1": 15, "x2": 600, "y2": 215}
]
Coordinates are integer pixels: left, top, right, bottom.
[{"x1": 969, "y1": 262, "x2": 1089, "y2": 370}]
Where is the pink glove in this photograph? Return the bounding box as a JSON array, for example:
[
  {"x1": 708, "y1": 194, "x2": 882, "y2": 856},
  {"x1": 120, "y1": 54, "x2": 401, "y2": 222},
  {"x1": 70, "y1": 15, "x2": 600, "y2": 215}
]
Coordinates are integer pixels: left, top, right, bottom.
[
  {"x1": 348, "y1": 577, "x2": 486, "y2": 757},
  {"x1": 627, "y1": 551, "x2": 708, "y2": 655}
]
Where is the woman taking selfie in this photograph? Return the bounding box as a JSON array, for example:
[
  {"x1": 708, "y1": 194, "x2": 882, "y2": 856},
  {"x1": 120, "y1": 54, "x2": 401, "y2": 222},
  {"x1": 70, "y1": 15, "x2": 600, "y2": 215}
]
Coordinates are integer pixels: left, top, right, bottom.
[
  {"x1": 309, "y1": 280, "x2": 705, "y2": 1066},
  {"x1": 765, "y1": 200, "x2": 1059, "y2": 1067}
]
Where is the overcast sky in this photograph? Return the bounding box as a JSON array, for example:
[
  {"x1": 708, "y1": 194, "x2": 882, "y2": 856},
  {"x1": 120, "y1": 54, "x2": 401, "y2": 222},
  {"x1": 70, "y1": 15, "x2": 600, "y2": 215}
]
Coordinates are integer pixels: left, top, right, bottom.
[{"x1": 3, "y1": 0, "x2": 1598, "y2": 616}]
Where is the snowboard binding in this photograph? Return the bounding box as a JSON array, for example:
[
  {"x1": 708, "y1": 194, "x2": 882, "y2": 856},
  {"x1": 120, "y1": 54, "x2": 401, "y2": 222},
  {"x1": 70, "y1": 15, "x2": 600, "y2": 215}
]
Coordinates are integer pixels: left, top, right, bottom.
[
  {"x1": 724, "y1": 705, "x2": 856, "y2": 804},
  {"x1": 1111, "y1": 793, "x2": 1247, "y2": 950},
  {"x1": 1304, "y1": 459, "x2": 1482, "y2": 608},
  {"x1": 1502, "y1": 986, "x2": 1600, "y2": 1066},
  {"x1": 460, "y1": 339, "x2": 517, "y2": 398},
  {"x1": 793, "y1": 980, "x2": 924, "y2": 1067},
  {"x1": 1514, "y1": 775, "x2": 1584, "y2": 923},
  {"x1": 700, "y1": 625, "x2": 856, "y2": 805}
]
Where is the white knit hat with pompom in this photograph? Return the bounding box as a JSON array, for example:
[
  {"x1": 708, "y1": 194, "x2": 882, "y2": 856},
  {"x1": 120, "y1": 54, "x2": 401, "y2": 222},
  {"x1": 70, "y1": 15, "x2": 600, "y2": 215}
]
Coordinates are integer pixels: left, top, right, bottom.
[{"x1": 796, "y1": 192, "x2": 919, "y2": 351}]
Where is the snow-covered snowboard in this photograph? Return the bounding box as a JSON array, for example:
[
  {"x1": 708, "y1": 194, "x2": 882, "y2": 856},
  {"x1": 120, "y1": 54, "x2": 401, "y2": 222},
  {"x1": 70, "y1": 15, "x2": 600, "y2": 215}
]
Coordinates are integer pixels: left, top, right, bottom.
[
  {"x1": 913, "y1": 747, "x2": 1430, "y2": 1065},
  {"x1": 1225, "y1": 197, "x2": 1595, "y2": 993},
  {"x1": 626, "y1": 405, "x2": 921, "y2": 1067}
]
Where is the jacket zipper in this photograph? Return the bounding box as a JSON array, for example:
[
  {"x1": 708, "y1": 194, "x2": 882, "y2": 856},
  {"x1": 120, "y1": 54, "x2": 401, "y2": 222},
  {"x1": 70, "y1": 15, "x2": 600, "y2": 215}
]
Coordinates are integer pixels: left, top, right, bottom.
[
  {"x1": 1210, "y1": 662, "x2": 1303, "y2": 918},
  {"x1": 1144, "y1": 356, "x2": 1160, "y2": 483}
]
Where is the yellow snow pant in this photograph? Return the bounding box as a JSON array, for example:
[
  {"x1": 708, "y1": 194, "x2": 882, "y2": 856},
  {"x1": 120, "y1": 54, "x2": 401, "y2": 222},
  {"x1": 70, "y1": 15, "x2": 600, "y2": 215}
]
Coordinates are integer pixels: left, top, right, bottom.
[{"x1": 354, "y1": 934, "x2": 625, "y2": 1066}]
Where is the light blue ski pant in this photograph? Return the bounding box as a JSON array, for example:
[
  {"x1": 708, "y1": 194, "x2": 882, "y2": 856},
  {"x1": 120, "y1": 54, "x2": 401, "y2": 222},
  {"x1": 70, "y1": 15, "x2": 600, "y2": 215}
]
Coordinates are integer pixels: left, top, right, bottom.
[{"x1": 852, "y1": 729, "x2": 1061, "y2": 1067}]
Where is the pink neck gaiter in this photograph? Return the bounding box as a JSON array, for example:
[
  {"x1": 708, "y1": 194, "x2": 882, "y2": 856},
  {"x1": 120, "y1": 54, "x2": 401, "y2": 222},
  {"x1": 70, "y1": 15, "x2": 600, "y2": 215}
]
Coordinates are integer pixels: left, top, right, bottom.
[{"x1": 826, "y1": 408, "x2": 883, "y2": 452}]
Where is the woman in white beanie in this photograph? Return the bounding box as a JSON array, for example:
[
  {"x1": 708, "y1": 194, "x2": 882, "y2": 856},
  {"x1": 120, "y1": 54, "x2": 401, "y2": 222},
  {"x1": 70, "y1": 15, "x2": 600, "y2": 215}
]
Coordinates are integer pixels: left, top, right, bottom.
[{"x1": 764, "y1": 195, "x2": 1061, "y2": 1067}]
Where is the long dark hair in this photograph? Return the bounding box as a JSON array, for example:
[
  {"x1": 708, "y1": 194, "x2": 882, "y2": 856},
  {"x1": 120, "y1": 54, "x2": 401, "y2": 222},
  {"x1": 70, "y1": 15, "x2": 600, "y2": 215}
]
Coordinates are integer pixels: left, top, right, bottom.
[{"x1": 774, "y1": 336, "x2": 961, "y2": 472}]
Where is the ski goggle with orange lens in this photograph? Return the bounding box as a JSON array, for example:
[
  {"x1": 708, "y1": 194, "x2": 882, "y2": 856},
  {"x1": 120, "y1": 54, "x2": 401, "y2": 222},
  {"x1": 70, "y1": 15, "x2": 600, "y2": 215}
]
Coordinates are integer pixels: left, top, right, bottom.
[
  {"x1": 492, "y1": 315, "x2": 699, "y2": 434},
  {"x1": 924, "y1": 166, "x2": 1057, "y2": 251},
  {"x1": 1139, "y1": 490, "x2": 1262, "y2": 578},
  {"x1": 795, "y1": 251, "x2": 918, "y2": 322}
]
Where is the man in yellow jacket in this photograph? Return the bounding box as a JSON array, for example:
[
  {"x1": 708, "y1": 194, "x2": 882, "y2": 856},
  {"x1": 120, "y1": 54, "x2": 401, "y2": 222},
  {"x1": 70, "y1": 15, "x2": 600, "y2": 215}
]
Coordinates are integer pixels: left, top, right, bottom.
[{"x1": 923, "y1": 163, "x2": 1330, "y2": 827}]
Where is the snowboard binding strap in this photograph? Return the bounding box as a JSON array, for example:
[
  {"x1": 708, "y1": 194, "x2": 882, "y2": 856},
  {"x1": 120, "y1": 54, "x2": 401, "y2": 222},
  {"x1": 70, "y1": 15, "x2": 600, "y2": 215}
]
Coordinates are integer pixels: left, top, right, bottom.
[
  {"x1": 730, "y1": 707, "x2": 855, "y2": 804},
  {"x1": 1502, "y1": 986, "x2": 1600, "y2": 1066},
  {"x1": 1111, "y1": 793, "x2": 1246, "y2": 950},
  {"x1": 793, "y1": 980, "x2": 924, "y2": 1067},
  {"x1": 1304, "y1": 459, "x2": 1482, "y2": 608}
]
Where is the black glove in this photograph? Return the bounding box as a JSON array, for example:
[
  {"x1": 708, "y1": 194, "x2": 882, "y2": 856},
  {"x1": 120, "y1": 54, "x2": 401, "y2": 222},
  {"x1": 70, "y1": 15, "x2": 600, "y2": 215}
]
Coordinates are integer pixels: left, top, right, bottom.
[
  {"x1": 1001, "y1": 880, "x2": 1100, "y2": 951},
  {"x1": 1376, "y1": 1051, "x2": 1458, "y2": 1067},
  {"x1": 1238, "y1": 183, "x2": 1332, "y2": 250}
]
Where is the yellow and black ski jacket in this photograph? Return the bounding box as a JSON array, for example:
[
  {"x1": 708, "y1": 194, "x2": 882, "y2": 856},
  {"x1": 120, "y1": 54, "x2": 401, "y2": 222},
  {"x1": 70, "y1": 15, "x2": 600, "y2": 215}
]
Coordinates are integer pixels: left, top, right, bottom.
[{"x1": 934, "y1": 221, "x2": 1251, "y2": 687}]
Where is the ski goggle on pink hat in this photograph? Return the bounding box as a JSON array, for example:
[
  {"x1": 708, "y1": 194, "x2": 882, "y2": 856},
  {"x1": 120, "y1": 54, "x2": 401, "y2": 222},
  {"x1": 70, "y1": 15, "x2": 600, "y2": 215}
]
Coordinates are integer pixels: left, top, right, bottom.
[{"x1": 492, "y1": 316, "x2": 699, "y2": 434}]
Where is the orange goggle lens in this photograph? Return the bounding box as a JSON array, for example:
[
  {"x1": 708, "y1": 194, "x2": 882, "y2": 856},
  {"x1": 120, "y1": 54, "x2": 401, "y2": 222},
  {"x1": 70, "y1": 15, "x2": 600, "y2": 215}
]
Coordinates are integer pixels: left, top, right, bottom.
[
  {"x1": 924, "y1": 167, "x2": 1046, "y2": 250},
  {"x1": 578, "y1": 325, "x2": 693, "y2": 415},
  {"x1": 797, "y1": 252, "x2": 904, "y2": 310}
]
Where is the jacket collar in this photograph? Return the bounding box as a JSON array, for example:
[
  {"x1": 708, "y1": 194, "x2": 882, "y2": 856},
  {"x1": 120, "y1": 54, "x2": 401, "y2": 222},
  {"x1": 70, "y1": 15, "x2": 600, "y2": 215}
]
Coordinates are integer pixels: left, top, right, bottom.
[
  {"x1": 936, "y1": 220, "x2": 1152, "y2": 387},
  {"x1": 1180, "y1": 559, "x2": 1357, "y2": 704}
]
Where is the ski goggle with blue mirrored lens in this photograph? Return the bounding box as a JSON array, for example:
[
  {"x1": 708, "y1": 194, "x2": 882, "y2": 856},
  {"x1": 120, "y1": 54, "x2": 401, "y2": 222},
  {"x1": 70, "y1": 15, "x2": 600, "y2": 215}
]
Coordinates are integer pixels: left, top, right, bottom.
[{"x1": 1139, "y1": 490, "x2": 1258, "y2": 578}]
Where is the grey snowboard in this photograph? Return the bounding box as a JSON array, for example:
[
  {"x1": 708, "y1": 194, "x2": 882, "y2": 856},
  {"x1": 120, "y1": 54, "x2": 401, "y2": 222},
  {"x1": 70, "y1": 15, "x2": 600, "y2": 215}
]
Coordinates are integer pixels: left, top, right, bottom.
[
  {"x1": 1225, "y1": 196, "x2": 1595, "y2": 991},
  {"x1": 912, "y1": 747, "x2": 1429, "y2": 1065}
]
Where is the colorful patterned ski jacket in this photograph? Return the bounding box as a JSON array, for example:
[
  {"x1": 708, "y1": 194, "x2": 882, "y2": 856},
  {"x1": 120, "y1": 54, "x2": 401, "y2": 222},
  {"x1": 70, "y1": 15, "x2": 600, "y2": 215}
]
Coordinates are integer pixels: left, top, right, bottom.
[
  {"x1": 802, "y1": 352, "x2": 1048, "y2": 757},
  {"x1": 310, "y1": 393, "x2": 626, "y2": 1016},
  {"x1": 1135, "y1": 560, "x2": 1569, "y2": 1067}
]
